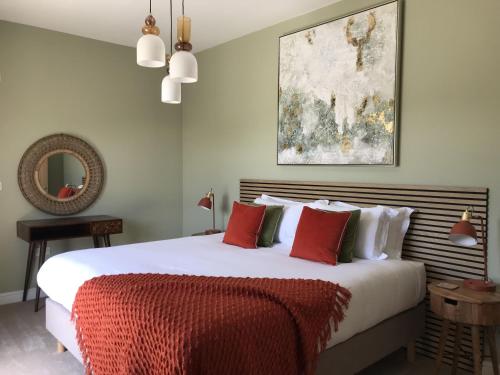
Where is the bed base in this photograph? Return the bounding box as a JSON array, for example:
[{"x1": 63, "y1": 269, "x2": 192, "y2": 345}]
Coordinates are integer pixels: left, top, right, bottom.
[
  {"x1": 46, "y1": 298, "x2": 80, "y2": 360},
  {"x1": 316, "y1": 301, "x2": 424, "y2": 374},
  {"x1": 46, "y1": 298, "x2": 425, "y2": 374}
]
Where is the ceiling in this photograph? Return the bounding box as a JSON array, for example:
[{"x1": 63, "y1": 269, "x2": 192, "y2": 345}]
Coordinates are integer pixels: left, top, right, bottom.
[{"x1": 0, "y1": 0, "x2": 343, "y2": 52}]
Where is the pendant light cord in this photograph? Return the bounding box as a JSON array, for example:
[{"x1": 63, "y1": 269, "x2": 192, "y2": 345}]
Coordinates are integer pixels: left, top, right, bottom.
[
  {"x1": 170, "y1": 0, "x2": 173, "y2": 55},
  {"x1": 149, "y1": 0, "x2": 152, "y2": 14},
  {"x1": 182, "y1": 0, "x2": 185, "y2": 16}
]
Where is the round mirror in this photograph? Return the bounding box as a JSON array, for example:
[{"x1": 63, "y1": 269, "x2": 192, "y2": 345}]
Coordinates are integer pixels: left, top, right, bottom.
[
  {"x1": 35, "y1": 151, "x2": 88, "y2": 201},
  {"x1": 18, "y1": 134, "x2": 104, "y2": 215}
]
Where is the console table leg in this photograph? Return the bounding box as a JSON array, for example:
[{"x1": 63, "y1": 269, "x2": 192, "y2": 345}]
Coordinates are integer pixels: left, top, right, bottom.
[
  {"x1": 34, "y1": 241, "x2": 47, "y2": 312},
  {"x1": 104, "y1": 234, "x2": 111, "y2": 247},
  {"x1": 23, "y1": 242, "x2": 36, "y2": 302},
  {"x1": 92, "y1": 235, "x2": 100, "y2": 248}
]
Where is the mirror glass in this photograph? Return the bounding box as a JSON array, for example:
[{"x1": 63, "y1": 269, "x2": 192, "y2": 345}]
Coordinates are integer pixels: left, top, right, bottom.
[{"x1": 36, "y1": 152, "x2": 87, "y2": 200}]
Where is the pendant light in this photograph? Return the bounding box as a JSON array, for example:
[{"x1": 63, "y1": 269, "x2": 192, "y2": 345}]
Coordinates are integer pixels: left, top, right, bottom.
[
  {"x1": 137, "y1": 0, "x2": 166, "y2": 68},
  {"x1": 169, "y1": 0, "x2": 198, "y2": 83},
  {"x1": 162, "y1": 0, "x2": 181, "y2": 104}
]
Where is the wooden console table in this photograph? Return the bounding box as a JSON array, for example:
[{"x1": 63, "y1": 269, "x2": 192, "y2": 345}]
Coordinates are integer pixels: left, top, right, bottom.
[{"x1": 17, "y1": 215, "x2": 123, "y2": 312}]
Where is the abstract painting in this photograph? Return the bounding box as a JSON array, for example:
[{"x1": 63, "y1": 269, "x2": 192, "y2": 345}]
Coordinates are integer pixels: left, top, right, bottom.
[{"x1": 278, "y1": 1, "x2": 400, "y2": 165}]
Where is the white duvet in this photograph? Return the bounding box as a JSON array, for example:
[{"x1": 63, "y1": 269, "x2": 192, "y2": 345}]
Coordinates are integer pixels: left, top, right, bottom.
[{"x1": 37, "y1": 233, "x2": 426, "y2": 348}]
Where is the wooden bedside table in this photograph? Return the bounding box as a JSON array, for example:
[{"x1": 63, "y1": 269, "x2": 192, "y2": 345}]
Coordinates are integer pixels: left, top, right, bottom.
[{"x1": 428, "y1": 280, "x2": 500, "y2": 375}]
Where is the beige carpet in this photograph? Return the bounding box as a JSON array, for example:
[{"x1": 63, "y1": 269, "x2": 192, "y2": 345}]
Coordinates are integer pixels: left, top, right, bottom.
[
  {"x1": 0, "y1": 301, "x2": 82, "y2": 375},
  {"x1": 0, "y1": 300, "x2": 443, "y2": 374}
]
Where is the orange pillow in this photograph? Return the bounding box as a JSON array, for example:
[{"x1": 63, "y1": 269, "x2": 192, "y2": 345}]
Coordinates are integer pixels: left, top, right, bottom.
[
  {"x1": 290, "y1": 206, "x2": 351, "y2": 265},
  {"x1": 223, "y1": 202, "x2": 266, "y2": 249}
]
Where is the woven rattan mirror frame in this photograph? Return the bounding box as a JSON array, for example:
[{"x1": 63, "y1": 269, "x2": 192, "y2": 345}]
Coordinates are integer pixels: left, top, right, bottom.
[{"x1": 18, "y1": 134, "x2": 104, "y2": 215}]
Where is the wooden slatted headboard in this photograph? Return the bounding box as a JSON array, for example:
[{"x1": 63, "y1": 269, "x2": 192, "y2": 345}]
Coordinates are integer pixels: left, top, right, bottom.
[{"x1": 240, "y1": 178, "x2": 488, "y2": 372}]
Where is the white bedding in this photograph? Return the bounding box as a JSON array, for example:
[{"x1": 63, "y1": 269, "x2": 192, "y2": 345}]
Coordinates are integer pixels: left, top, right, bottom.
[{"x1": 37, "y1": 233, "x2": 426, "y2": 348}]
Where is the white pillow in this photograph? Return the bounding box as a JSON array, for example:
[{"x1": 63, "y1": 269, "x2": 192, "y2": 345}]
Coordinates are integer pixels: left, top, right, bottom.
[
  {"x1": 379, "y1": 206, "x2": 415, "y2": 259},
  {"x1": 260, "y1": 194, "x2": 329, "y2": 205},
  {"x1": 331, "y1": 201, "x2": 390, "y2": 260}
]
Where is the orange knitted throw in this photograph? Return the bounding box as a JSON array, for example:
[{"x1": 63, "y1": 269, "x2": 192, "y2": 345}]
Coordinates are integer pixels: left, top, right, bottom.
[{"x1": 72, "y1": 274, "x2": 351, "y2": 375}]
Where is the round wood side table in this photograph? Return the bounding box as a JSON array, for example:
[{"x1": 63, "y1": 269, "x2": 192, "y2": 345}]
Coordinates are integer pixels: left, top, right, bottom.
[{"x1": 428, "y1": 280, "x2": 500, "y2": 375}]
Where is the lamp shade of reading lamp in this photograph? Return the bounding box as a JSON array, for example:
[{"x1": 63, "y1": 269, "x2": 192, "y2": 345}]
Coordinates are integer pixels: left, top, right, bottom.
[
  {"x1": 449, "y1": 218, "x2": 477, "y2": 247},
  {"x1": 449, "y1": 208, "x2": 496, "y2": 292},
  {"x1": 198, "y1": 196, "x2": 212, "y2": 210},
  {"x1": 197, "y1": 189, "x2": 221, "y2": 235}
]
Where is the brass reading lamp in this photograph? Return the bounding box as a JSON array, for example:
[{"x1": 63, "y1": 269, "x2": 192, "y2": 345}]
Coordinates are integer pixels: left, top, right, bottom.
[
  {"x1": 197, "y1": 189, "x2": 221, "y2": 235},
  {"x1": 449, "y1": 207, "x2": 495, "y2": 292}
]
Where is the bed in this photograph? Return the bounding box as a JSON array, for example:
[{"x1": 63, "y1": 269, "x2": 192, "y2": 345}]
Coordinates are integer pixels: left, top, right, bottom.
[
  {"x1": 39, "y1": 233, "x2": 426, "y2": 374},
  {"x1": 37, "y1": 179, "x2": 489, "y2": 373}
]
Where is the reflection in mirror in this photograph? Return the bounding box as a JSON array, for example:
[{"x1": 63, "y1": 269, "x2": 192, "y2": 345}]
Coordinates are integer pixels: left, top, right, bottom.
[{"x1": 37, "y1": 152, "x2": 87, "y2": 199}]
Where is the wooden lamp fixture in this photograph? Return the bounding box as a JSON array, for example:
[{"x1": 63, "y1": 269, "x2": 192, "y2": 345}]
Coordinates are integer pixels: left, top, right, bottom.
[
  {"x1": 169, "y1": 0, "x2": 198, "y2": 83},
  {"x1": 197, "y1": 189, "x2": 221, "y2": 235},
  {"x1": 449, "y1": 207, "x2": 496, "y2": 292},
  {"x1": 136, "y1": 0, "x2": 166, "y2": 68}
]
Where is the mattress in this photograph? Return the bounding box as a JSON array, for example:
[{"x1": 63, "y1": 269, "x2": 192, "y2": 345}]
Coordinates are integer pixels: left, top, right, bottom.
[{"x1": 37, "y1": 233, "x2": 426, "y2": 348}]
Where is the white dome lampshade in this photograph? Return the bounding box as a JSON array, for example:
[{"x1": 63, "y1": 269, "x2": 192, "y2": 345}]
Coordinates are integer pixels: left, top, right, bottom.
[
  {"x1": 137, "y1": 34, "x2": 166, "y2": 68},
  {"x1": 169, "y1": 51, "x2": 198, "y2": 83},
  {"x1": 161, "y1": 75, "x2": 181, "y2": 104}
]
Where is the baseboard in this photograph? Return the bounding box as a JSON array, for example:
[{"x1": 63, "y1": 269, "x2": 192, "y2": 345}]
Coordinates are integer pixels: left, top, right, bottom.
[{"x1": 0, "y1": 288, "x2": 46, "y2": 306}]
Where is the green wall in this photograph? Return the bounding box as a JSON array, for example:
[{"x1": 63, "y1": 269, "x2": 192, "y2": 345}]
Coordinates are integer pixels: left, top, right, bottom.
[
  {"x1": 0, "y1": 21, "x2": 183, "y2": 294},
  {"x1": 1, "y1": 0, "x2": 499, "y2": 295},
  {"x1": 182, "y1": 0, "x2": 500, "y2": 282}
]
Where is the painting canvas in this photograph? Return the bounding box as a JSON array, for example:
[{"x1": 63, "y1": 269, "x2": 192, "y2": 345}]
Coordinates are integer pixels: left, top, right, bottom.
[{"x1": 278, "y1": 1, "x2": 400, "y2": 165}]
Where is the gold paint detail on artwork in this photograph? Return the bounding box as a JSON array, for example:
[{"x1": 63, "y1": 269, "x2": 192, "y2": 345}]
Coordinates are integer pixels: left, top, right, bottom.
[{"x1": 345, "y1": 12, "x2": 377, "y2": 71}]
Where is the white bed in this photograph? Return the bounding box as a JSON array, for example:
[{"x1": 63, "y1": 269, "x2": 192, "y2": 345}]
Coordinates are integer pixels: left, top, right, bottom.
[{"x1": 38, "y1": 233, "x2": 426, "y2": 349}]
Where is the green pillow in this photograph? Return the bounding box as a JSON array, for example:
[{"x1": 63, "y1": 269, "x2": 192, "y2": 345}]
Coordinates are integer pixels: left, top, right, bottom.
[
  {"x1": 249, "y1": 203, "x2": 284, "y2": 247},
  {"x1": 338, "y1": 209, "x2": 361, "y2": 263}
]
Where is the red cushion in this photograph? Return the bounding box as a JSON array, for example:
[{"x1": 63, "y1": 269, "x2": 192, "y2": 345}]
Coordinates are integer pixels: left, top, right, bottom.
[
  {"x1": 57, "y1": 186, "x2": 75, "y2": 198},
  {"x1": 290, "y1": 206, "x2": 351, "y2": 265},
  {"x1": 223, "y1": 202, "x2": 266, "y2": 249}
]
